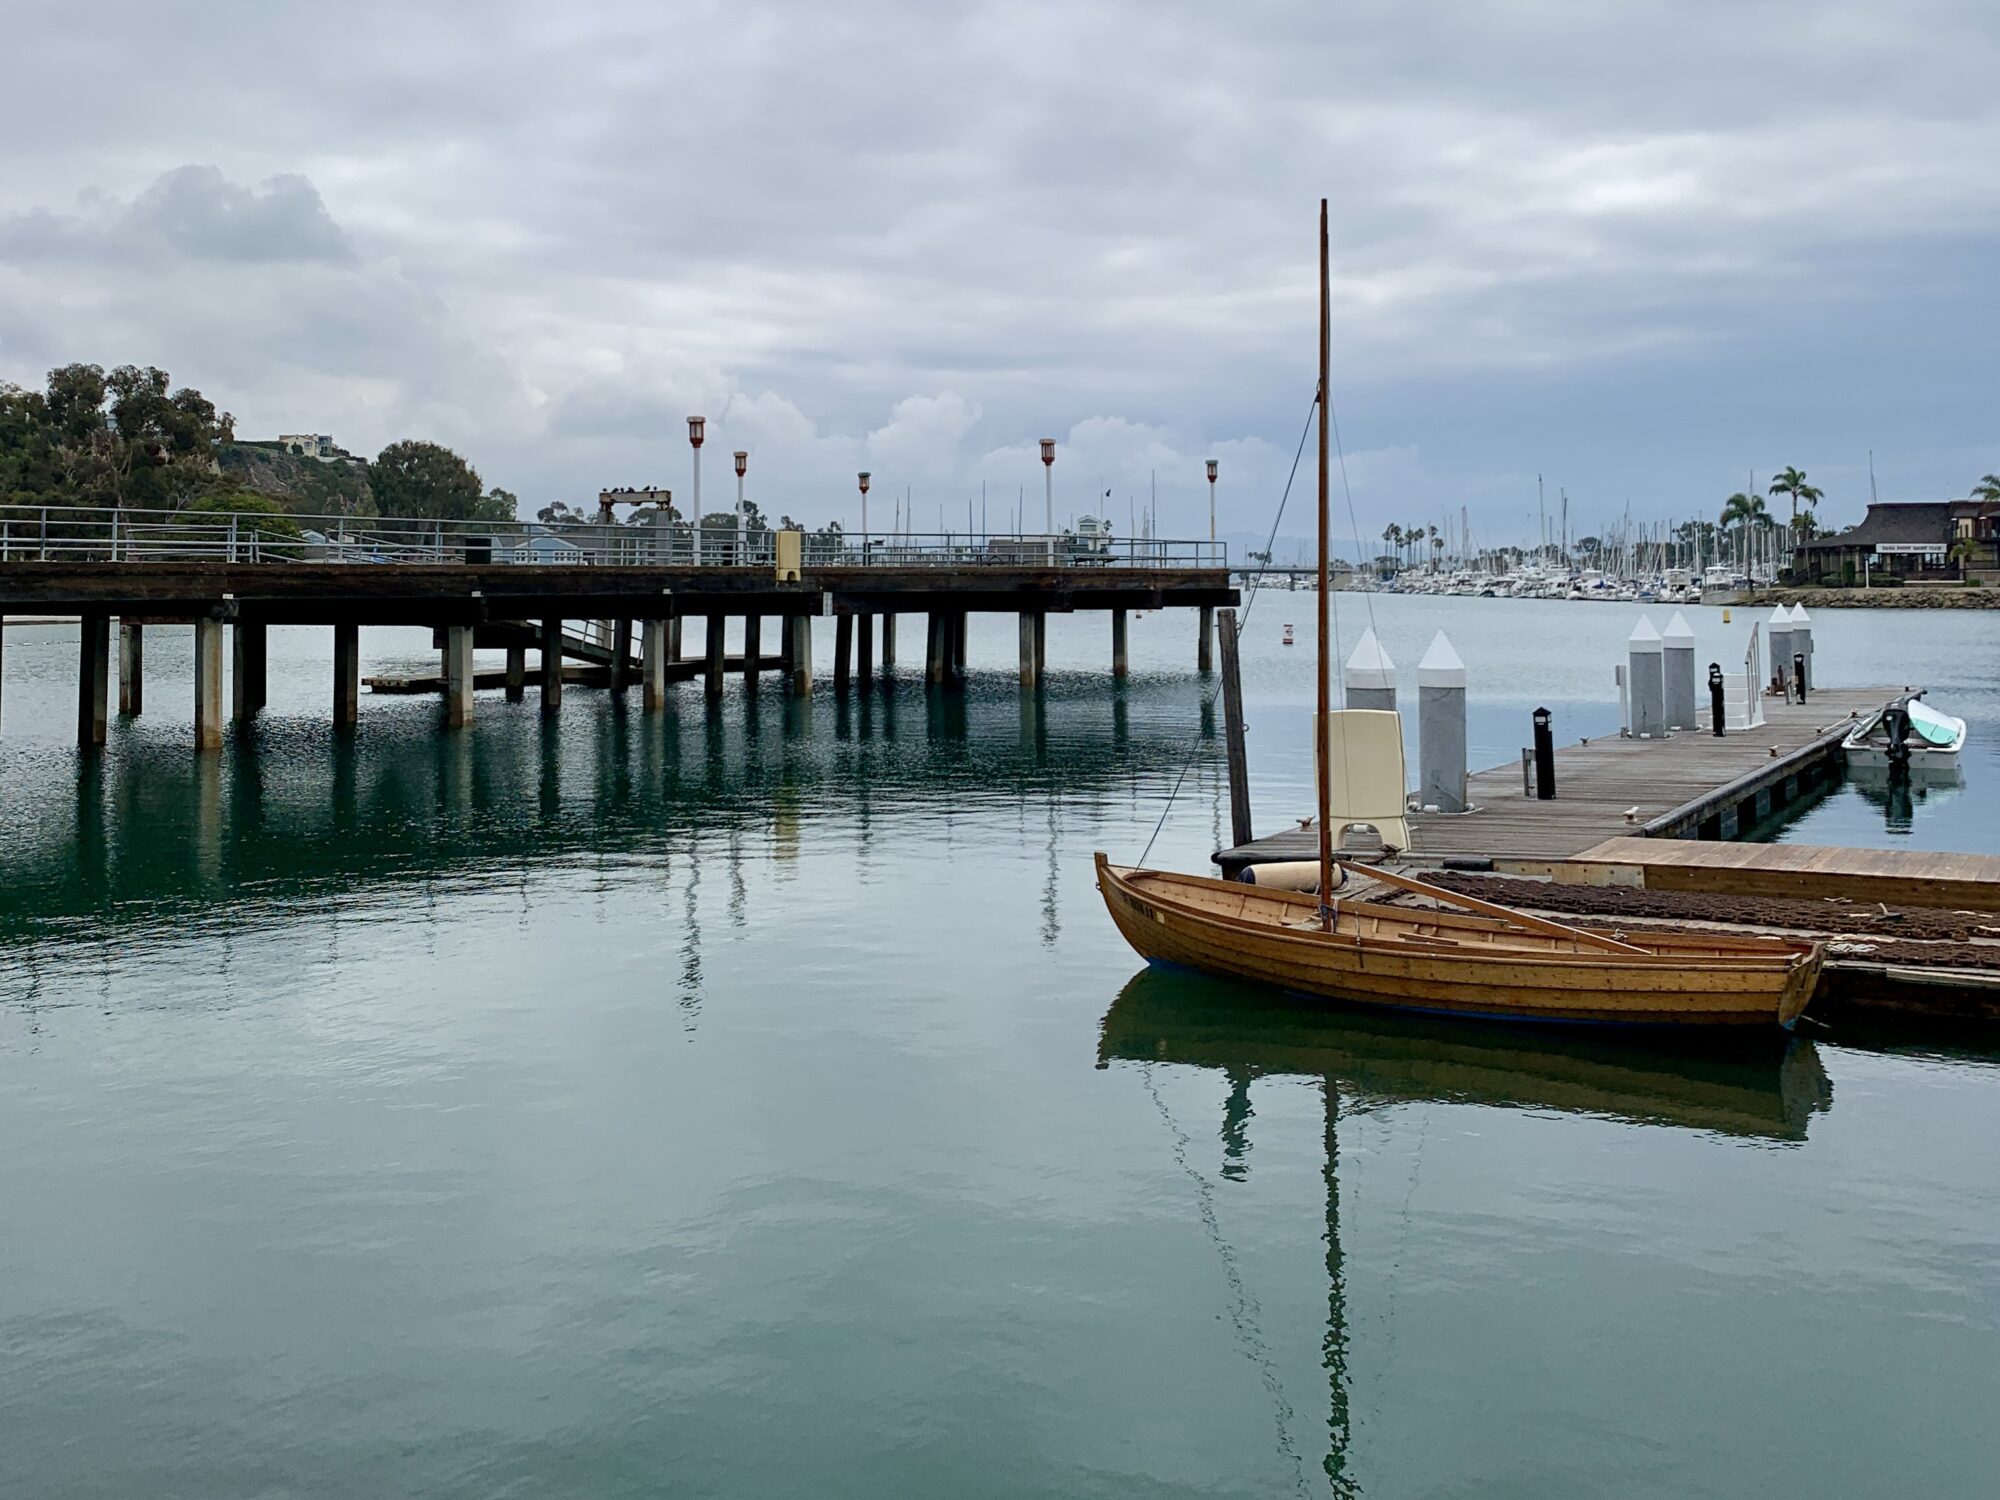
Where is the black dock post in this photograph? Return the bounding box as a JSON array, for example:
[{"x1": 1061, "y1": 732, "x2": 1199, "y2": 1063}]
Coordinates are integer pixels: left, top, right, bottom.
[
  {"x1": 1218, "y1": 607, "x2": 1253, "y2": 847},
  {"x1": 1708, "y1": 662, "x2": 1726, "y2": 737},
  {"x1": 1532, "y1": 706, "x2": 1556, "y2": 800}
]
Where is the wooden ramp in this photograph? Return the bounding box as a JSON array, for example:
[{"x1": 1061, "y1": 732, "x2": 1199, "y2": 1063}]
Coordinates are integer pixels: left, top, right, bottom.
[
  {"x1": 1563, "y1": 837, "x2": 2000, "y2": 912},
  {"x1": 1217, "y1": 686, "x2": 1894, "y2": 871}
]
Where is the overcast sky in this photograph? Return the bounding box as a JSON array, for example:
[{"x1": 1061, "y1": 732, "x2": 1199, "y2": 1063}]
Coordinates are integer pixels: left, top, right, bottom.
[{"x1": 2, "y1": 1, "x2": 1995, "y2": 547}]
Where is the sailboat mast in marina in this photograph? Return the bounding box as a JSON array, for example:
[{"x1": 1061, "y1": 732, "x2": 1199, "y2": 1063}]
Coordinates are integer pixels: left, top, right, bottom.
[{"x1": 1093, "y1": 201, "x2": 1826, "y2": 1028}]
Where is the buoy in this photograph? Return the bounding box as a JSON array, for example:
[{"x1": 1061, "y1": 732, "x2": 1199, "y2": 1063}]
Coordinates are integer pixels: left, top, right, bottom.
[
  {"x1": 1282, "y1": 624, "x2": 1295, "y2": 647},
  {"x1": 1722, "y1": 607, "x2": 1732, "y2": 623}
]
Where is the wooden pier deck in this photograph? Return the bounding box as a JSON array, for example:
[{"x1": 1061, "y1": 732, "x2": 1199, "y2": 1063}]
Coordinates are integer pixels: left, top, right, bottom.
[
  {"x1": 1216, "y1": 686, "x2": 1893, "y2": 872},
  {"x1": 1560, "y1": 837, "x2": 2000, "y2": 912}
]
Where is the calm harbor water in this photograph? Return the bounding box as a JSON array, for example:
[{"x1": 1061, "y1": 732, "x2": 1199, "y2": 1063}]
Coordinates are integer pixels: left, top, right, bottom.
[{"x1": 2, "y1": 595, "x2": 1997, "y2": 1497}]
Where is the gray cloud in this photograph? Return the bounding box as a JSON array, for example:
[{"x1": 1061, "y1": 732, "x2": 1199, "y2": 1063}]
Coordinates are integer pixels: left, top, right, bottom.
[{"x1": 0, "y1": 0, "x2": 1995, "y2": 541}]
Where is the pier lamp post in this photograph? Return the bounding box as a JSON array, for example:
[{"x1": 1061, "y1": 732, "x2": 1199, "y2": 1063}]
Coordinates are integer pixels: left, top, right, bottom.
[
  {"x1": 1039, "y1": 438, "x2": 1055, "y2": 535},
  {"x1": 734, "y1": 450, "x2": 748, "y2": 558},
  {"x1": 858, "y1": 472, "x2": 871, "y2": 554},
  {"x1": 687, "y1": 415, "x2": 706, "y2": 564},
  {"x1": 1206, "y1": 458, "x2": 1218, "y2": 544}
]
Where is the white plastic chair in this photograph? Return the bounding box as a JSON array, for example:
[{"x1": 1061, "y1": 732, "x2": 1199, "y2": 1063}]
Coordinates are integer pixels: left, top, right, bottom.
[{"x1": 1315, "y1": 709, "x2": 1412, "y2": 853}]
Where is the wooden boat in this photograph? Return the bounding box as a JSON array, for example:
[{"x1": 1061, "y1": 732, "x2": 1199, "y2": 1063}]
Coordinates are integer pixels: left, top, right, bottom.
[
  {"x1": 1095, "y1": 199, "x2": 1828, "y2": 1029},
  {"x1": 1097, "y1": 855, "x2": 1824, "y2": 1028}
]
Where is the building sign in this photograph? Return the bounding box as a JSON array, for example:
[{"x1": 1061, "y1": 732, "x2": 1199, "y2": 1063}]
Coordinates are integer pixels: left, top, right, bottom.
[{"x1": 1875, "y1": 543, "x2": 1947, "y2": 558}]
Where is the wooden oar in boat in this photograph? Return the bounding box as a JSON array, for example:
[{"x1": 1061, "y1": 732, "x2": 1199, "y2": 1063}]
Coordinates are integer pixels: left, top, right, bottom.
[{"x1": 1337, "y1": 861, "x2": 1650, "y2": 956}]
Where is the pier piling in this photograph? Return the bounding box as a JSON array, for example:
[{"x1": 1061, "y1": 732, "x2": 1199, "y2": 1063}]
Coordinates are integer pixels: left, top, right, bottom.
[
  {"x1": 834, "y1": 614, "x2": 853, "y2": 693},
  {"x1": 77, "y1": 612, "x2": 109, "y2": 748},
  {"x1": 926, "y1": 612, "x2": 947, "y2": 685},
  {"x1": 742, "y1": 616, "x2": 762, "y2": 684},
  {"x1": 118, "y1": 620, "x2": 142, "y2": 716},
  {"x1": 232, "y1": 622, "x2": 266, "y2": 720},
  {"x1": 540, "y1": 618, "x2": 563, "y2": 714},
  {"x1": 333, "y1": 623, "x2": 359, "y2": 729},
  {"x1": 787, "y1": 614, "x2": 813, "y2": 696},
  {"x1": 1018, "y1": 612, "x2": 1039, "y2": 688},
  {"x1": 1217, "y1": 607, "x2": 1253, "y2": 847},
  {"x1": 1627, "y1": 617, "x2": 1666, "y2": 738},
  {"x1": 857, "y1": 613, "x2": 874, "y2": 682},
  {"x1": 1198, "y1": 604, "x2": 1214, "y2": 674},
  {"x1": 611, "y1": 619, "x2": 633, "y2": 695},
  {"x1": 881, "y1": 614, "x2": 896, "y2": 673},
  {"x1": 505, "y1": 644, "x2": 526, "y2": 702},
  {"x1": 705, "y1": 618, "x2": 726, "y2": 699},
  {"x1": 1663, "y1": 613, "x2": 1698, "y2": 731},
  {"x1": 194, "y1": 617, "x2": 224, "y2": 750},
  {"x1": 444, "y1": 625, "x2": 474, "y2": 726},
  {"x1": 1111, "y1": 609, "x2": 1129, "y2": 679},
  {"x1": 642, "y1": 617, "x2": 668, "y2": 711}
]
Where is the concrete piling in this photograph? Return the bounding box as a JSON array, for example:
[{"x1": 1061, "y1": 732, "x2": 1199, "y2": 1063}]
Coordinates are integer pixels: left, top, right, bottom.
[
  {"x1": 194, "y1": 617, "x2": 225, "y2": 750},
  {"x1": 444, "y1": 624, "x2": 474, "y2": 727},
  {"x1": 705, "y1": 617, "x2": 726, "y2": 699},
  {"x1": 333, "y1": 622, "x2": 359, "y2": 729},
  {"x1": 788, "y1": 614, "x2": 813, "y2": 695},
  {"x1": 642, "y1": 617, "x2": 668, "y2": 711},
  {"x1": 1417, "y1": 630, "x2": 1467, "y2": 813},
  {"x1": 1663, "y1": 612, "x2": 1698, "y2": 730},
  {"x1": 1198, "y1": 604, "x2": 1214, "y2": 674},
  {"x1": 1111, "y1": 609, "x2": 1129, "y2": 679},
  {"x1": 540, "y1": 618, "x2": 564, "y2": 714},
  {"x1": 1018, "y1": 613, "x2": 1038, "y2": 688},
  {"x1": 1627, "y1": 615, "x2": 1666, "y2": 738},
  {"x1": 834, "y1": 614, "x2": 853, "y2": 693},
  {"x1": 118, "y1": 620, "x2": 143, "y2": 716},
  {"x1": 505, "y1": 644, "x2": 526, "y2": 702},
  {"x1": 743, "y1": 616, "x2": 762, "y2": 684},
  {"x1": 881, "y1": 614, "x2": 896, "y2": 673},
  {"x1": 1343, "y1": 628, "x2": 1396, "y2": 712},
  {"x1": 233, "y1": 622, "x2": 266, "y2": 720},
  {"x1": 857, "y1": 613, "x2": 874, "y2": 682},
  {"x1": 77, "y1": 612, "x2": 110, "y2": 748}
]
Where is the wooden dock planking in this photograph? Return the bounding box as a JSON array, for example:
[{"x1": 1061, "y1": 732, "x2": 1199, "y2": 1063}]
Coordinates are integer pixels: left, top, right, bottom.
[
  {"x1": 1216, "y1": 687, "x2": 1891, "y2": 870},
  {"x1": 1564, "y1": 836, "x2": 2000, "y2": 912}
]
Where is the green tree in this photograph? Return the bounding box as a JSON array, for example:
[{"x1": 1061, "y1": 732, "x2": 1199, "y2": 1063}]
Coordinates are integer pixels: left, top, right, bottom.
[
  {"x1": 1973, "y1": 473, "x2": 2000, "y2": 502},
  {"x1": 370, "y1": 440, "x2": 499, "y2": 521},
  {"x1": 178, "y1": 491, "x2": 303, "y2": 541},
  {"x1": 1766, "y1": 466, "x2": 1823, "y2": 528},
  {"x1": 1719, "y1": 492, "x2": 1767, "y2": 566}
]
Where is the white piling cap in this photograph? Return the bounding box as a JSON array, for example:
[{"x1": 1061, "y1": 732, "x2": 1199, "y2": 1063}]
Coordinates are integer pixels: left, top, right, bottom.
[
  {"x1": 1768, "y1": 605, "x2": 1792, "y2": 627},
  {"x1": 1663, "y1": 611, "x2": 1696, "y2": 646},
  {"x1": 1789, "y1": 602, "x2": 1812, "y2": 626},
  {"x1": 1343, "y1": 627, "x2": 1396, "y2": 690},
  {"x1": 1627, "y1": 615, "x2": 1663, "y2": 653},
  {"x1": 1417, "y1": 630, "x2": 1466, "y2": 688}
]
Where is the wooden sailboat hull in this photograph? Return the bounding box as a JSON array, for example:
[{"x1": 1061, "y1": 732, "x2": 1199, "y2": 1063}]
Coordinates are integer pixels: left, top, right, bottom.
[{"x1": 1096, "y1": 854, "x2": 1822, "y2": 1028}]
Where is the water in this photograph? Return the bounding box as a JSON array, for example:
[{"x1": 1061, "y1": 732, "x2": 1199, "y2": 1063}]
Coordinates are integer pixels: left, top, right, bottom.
[{"x1": 2, "y1": 597, "x2": 1996, "y2": 1497}]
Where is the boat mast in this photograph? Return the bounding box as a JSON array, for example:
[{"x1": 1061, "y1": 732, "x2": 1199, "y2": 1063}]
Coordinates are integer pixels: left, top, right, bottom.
[{"x1": 1316, "y1": 198, "x2": 1335, "y2": 927}]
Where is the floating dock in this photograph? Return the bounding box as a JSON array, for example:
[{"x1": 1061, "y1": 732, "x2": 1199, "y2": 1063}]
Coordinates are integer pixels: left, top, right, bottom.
[{"x1": 1215, "y1": 686, "x2": 1894, "y2": 872}]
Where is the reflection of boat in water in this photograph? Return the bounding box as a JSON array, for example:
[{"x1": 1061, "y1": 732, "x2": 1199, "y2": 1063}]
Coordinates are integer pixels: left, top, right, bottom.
[
  {"x1": 1843, "y1": 758, "x2": 1965, "y2": 835},
  {"x1": 1842, "y1": 695, "x2": 1966, "y2": 772},
  {"x1": 1096, "y1": 966, "x2": 1830, "y2": 1492},
  {"x1": 1099, "y1": 967, "x2": 1832, "y2": 1143}
]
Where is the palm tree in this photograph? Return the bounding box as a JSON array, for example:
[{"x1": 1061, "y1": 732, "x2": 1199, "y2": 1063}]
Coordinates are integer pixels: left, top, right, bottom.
[
  {"x1": 1767, "y1": 466, "x2": 1824, "y2": 528},
  {"x1": 1973, "y1": 473, "x2": 2000, "y2": 502},
  {"x1": 1719, "y1": 492, "x2": 1767, "y2": 567},
  {"x1": 1950, "y1": 538, "x2": 1978, "y2": 580},
  {"x1": 1381, "y1": 523, "x2": 1401, "y2": 572}
]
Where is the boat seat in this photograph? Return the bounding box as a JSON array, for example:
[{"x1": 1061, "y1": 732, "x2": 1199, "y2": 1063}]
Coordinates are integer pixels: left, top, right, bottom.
[{"x1": 1315, "y1": 709, "x2": 1413, "y2": 854}]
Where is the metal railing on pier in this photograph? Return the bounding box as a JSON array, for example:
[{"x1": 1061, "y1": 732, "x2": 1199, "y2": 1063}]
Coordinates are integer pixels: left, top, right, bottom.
[{"x1": 0, "y1": 505, "x2": 1226, "y2": 570}]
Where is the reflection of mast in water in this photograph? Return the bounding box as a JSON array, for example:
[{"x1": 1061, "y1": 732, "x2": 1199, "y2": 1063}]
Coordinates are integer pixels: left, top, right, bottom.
[
  {"x1": 1221, "y1": 1066, "x2": 1255, "y2": 1182},
  {"x1": 1321, "y1": 1079, "x2": 1357, "y2": 1497}
]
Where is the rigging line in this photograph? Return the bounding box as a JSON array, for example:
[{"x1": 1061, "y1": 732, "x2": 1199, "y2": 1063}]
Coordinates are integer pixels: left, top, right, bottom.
[
  {"x1": 1133, "y1": 393, "x2": 1317, "y2": 868},
  {"x1": 1141, "y1": 1063, "x2": 1316, "y2": 1500}
]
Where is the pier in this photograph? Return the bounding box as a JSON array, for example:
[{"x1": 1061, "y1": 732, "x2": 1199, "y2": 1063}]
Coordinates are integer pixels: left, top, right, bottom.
[{"x1": 0, "y1": 508, "x2": 1235, "y2": 750}]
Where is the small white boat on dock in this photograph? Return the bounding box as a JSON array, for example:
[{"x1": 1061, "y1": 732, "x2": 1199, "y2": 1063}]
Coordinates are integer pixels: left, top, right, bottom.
[{"x1": 1842, "y1": 695, "x2": 1967, "y2": 772}]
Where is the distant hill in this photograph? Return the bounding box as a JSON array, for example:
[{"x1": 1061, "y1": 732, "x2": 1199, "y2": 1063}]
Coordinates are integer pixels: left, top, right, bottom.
[{"x1": 218, "y1": 441, "x2": 372, "y2": 515}]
